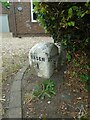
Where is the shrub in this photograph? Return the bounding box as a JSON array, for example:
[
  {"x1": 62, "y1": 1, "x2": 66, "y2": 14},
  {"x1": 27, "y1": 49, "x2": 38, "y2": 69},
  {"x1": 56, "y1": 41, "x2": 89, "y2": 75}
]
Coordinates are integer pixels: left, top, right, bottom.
[{"x1": 34, "y1": 2, "x2": 90, "y2": 53}]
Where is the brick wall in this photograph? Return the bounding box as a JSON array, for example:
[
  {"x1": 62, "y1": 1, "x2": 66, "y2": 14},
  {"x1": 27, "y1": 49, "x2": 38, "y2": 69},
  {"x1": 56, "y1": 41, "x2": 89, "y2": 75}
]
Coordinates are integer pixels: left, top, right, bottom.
[
  {"x1": 13, "y1": 2, "x2": 47, "y2": 37},
  {"x1": 1, "y1": 2, "x2": 48, "y2": 37}
]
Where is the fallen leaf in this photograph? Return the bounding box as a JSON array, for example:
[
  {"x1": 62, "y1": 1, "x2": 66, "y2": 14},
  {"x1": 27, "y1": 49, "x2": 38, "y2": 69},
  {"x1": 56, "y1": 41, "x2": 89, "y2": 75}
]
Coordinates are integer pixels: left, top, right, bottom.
[{"x1": 77, "y1": 97, "x2": 82, "y2": 100}]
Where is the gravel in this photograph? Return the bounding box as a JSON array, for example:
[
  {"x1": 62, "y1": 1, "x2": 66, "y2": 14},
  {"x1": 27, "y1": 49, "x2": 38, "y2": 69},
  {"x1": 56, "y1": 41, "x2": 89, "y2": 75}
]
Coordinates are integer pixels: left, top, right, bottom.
[{"x1": 2, "y1": 36, "x2": 53, "y2": 57}]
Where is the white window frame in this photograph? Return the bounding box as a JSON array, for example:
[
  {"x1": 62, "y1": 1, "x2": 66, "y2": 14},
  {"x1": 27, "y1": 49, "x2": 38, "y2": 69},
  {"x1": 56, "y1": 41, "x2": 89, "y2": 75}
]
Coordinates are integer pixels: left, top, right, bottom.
[{"x1": 31, "y1": 0, "x2": 37, "y2": 22}]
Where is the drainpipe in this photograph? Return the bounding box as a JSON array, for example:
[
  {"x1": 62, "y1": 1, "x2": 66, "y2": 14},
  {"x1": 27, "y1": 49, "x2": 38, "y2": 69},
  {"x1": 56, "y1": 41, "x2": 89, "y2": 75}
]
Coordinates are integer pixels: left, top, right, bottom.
[{"x1": 12, "y1": 1, "x2": 17, "y2": 37}]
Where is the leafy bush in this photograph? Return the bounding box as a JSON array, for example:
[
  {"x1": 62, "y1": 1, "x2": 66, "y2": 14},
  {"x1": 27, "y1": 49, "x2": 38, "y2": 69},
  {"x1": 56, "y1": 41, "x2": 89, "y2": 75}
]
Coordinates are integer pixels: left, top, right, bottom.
[
  {"x1": 32, "y1": 79, "x2": 56, "y2": 100},
  {"x1": 34, "y1": 2, "x2": 90, "y2": 91},
  {"x1": 34, "y1": 2, "x2": 90, "y2": 53},
  {"x1": 0, "y1": 0, "x2": 11, "y2": 9}
]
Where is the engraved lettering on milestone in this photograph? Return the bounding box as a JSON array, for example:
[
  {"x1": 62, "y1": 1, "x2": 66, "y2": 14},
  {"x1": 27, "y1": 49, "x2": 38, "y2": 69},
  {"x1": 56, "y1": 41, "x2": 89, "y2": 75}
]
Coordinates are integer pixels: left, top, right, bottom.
[
  {"x1": 34, "y1": 56, "x2": 36, "y2": 59},
  {"x1": 31, "y1": 54, "x2": 45, "y2": 62},
  {"x1": 36, "y1": 56, "x2": 38, "y2": 60},
  {"x1": 42, "y1": 58, "x2": 45, "y2": 62},
  {"x1": 39, "y1": 57, "x2": 42, "y2": 61}
]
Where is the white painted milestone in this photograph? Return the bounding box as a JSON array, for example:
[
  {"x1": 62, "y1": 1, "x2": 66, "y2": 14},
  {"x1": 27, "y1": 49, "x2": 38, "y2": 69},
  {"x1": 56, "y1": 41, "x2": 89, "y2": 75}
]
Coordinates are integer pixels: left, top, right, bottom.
[{"x1": 29, "y1": 42, "x2": 60, "y2": 79}]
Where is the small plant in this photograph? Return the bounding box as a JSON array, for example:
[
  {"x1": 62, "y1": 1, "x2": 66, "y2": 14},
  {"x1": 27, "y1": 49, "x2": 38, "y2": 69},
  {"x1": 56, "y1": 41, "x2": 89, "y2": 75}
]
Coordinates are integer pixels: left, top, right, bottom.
[
  {"x1": 67, "y1": 51, "x2": 72, "y2": 62},
  {"x1": 80, "y1": 74, "x2": 90, "y2": 91},
  {"x1": 32, "y1": 79, "x2": 56, "y2": 100}
]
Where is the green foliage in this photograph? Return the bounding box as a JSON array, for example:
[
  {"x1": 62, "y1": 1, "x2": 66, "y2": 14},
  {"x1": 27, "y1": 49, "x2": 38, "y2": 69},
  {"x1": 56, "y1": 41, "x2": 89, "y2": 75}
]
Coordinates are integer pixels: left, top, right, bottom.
[
  {"x1": 34, "y1": 2, "x2": 90, "y2": 52},
  {"x1": 32, "y1": 80, "x2": 56, "y2": 100},
  {"x1": 85, "y1": 85, "x2": 90, "y2": 91},
  {"x1": 80, "y1": 74, "x2": 90, "y2": 91},
  {"x1": 68, "y1": 7, "x2": 73, "y2": 19},
  {"x1": 79, "y1": 114, "x2": 90, "y2": 120},
  {"x1": 0, "y1": 0, "x2": 10, "y2": 9},
  {"x1": 34, "y1": 2, "x2": 90, "y2": 94},
  {"x1": 80, "y1": 74, "x2": 90, "y2": 83},
  {"x1": 67, "y1": 51, "x2": 72, "y2": 62}
]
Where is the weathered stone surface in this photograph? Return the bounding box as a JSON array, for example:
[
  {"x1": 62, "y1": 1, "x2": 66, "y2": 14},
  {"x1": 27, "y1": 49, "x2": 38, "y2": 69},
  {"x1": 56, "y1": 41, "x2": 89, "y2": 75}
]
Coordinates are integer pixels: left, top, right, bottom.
[{"x1": 29, "y1": 42, "x2": 61, "y2": 78}]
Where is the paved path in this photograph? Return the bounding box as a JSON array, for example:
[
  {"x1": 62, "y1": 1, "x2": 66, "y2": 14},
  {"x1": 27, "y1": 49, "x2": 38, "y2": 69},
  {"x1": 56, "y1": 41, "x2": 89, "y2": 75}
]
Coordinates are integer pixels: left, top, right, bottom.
[{"x1": 8, "y1": 60, "x2": 29, "y2": 118}]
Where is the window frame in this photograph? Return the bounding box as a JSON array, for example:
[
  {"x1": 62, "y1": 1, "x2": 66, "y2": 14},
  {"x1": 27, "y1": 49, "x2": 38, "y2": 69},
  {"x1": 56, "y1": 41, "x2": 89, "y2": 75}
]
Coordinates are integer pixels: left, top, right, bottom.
[{"x1": 31, "y1": 0, "x2": 37, "y2": 22}]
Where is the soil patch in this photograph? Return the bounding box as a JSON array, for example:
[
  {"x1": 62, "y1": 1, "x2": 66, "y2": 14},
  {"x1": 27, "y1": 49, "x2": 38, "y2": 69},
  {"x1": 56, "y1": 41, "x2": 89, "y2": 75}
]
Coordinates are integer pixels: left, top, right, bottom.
[{"x1": 22, "y1": 65, "x2": 88, "y2": 118}]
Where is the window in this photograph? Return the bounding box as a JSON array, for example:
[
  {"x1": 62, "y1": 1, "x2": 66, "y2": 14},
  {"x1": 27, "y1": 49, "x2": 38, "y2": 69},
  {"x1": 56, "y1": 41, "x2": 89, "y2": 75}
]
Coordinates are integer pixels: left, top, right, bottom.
[{"x1": 31, "y1": 0, "x2": 37, "y2": 22}]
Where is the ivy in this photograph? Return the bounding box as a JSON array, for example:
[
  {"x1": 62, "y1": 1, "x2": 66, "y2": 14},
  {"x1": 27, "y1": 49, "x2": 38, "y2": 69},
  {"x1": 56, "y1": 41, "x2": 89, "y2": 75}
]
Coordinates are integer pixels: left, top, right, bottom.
[
  {"x1": 68, "y1": 7, "x2": 73, "y2": 19},
  {"x1": 0, "y1": 0, "x2": 11, "y2": 9},
  {"x1": 34, "y1": 2, "x2": 90, "y2": 54}
]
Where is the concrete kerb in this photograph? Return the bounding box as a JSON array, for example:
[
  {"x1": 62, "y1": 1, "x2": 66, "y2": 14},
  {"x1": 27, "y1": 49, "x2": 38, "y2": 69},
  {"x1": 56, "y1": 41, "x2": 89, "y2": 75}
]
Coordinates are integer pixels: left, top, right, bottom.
[{"x1": 8, "y1": 60, "x2": 29, "y2": 118}]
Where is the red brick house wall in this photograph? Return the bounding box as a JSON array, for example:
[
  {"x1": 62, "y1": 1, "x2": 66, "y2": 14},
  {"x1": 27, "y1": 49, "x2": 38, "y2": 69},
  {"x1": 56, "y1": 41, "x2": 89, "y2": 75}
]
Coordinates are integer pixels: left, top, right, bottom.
[
  {"x1": 13, "y1": 2, "x2": 46, "y2": 37},
  {"x1": 1, "y1": 2, "x2": 48, "y2": 37}
]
